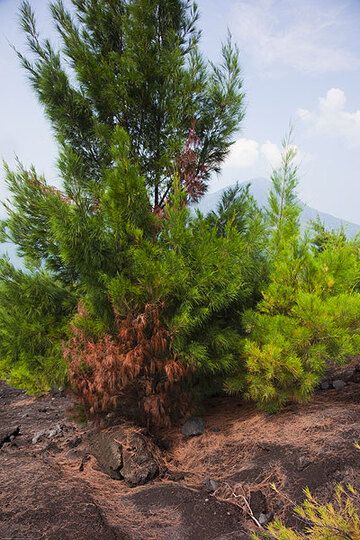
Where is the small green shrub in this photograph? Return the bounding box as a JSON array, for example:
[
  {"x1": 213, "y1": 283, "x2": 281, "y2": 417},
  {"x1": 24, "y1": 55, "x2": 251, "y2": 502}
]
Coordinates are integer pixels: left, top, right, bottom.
[{"x1": 253, "y1": 484, "x2": 360, "y2": 540}]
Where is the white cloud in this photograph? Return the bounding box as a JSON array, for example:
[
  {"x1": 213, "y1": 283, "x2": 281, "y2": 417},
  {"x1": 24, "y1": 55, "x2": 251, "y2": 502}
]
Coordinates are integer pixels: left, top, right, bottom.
[
  {"x1": 225, "y1": 138, "x2": 259, "y2": 168},
  {"x1": 261, "y1": 141, "x2": 282, "y2": 167},
  {"x1": 298, "y1": 88, "x2": 360, "y2": 146},
  {"x1": 261, "y1": 140, "x2": 302, "y2": 167},
  {"x1": 224, "y1": 137, "x2": 303, "y2": 172},
  {"x1": 231, "y1": 0, "x2": 359, "y2": 73}
]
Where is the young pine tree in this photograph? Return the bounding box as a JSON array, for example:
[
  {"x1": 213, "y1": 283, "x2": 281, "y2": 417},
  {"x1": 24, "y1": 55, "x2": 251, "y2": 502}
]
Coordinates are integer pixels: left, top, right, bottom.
[
  {"x1": 64, "y1": 130, "x2": 262, "y2": 424},
  {"x1": 226, "y1": 135, "x2": 360, "y2": 411},
  {"x1": 1, "y1": 0, "x2": 252, "y2": 424}
]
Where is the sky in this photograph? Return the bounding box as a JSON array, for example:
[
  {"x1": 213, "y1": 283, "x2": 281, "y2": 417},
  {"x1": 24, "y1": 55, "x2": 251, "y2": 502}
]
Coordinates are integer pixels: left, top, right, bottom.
[{"x1": 0, "y1": 0, "x2": 360, "y2": 223}]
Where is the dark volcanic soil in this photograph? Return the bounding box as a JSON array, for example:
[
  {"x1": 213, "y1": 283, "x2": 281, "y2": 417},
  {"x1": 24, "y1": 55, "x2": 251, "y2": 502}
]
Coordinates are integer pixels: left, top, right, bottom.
[
  {"x1": 1, "y1": 373, "x2": 360, "y2": 539},
  {"x1": 0, "y1": 382, "x2": 248, "y2": 539}
]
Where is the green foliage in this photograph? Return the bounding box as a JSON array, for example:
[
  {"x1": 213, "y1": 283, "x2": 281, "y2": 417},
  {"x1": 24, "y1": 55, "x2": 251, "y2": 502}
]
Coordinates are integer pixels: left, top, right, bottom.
[
  {"x1": 0, "y1": 0, "x2": 248, "y2": 405},
  {"x1": 238, "y1": 292, "x2": 360, "y2": 411},
  {"x1": 309, "y1": 217, "x2": 347, "y2": 253},
  {"x1": 70, "y1": 145, "x2": 259, "y2": 380},
  {"x1": 59, "y1": 136, "x2": 264, "y2": 423},
  {"x1": 267, "y1": 130, "x2": 301, "y2": 255},
  {"x1": 1, "y1": 0, "x2": 359, "y2": 418},
  {"x1": 0, "y1": 258, "x2": 75, "y2": 393},
  {"x1": 253, "y1": 485, "x2": 360, "y2": 539},
  {"x1": 226, "y1": 134, "x2": 360, "y2": 411},
  {"x1": 17, "y1": 0, "x2": 245, "y2": 207}
]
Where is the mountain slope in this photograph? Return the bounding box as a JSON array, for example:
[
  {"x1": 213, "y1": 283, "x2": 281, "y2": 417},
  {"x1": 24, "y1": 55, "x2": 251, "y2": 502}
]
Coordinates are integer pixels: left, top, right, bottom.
[{"x1": 197, "y1": 177, "x2": 360, "y2": 237}]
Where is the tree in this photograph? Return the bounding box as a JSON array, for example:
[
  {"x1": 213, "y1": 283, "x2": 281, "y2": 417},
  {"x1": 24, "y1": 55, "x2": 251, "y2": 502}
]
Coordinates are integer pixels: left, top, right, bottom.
[
  {"x1": 0, "y1": 1, "x2": 252, "y2": 424},
  {"x1": 4, "y1": 0, "x2": 245, "y2": 281},
  {"x1": 225, "y1": 135, "x2": 360, "y2": 411},
  {"x1": 17, "y1": 0, "x2": 244, "y2": 209},
  {"x1": 61, "y1": 132, "x2": 260, "y2": 424}
]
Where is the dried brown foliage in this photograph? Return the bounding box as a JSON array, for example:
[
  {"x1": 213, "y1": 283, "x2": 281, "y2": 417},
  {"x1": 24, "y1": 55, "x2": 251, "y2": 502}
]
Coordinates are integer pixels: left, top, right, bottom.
[
  {"x1": 65, "y1": 303, "x2": 189, "y2": 426},
  {"x1": 177, "y1": 119, "x2": 208, "y2": 203}
]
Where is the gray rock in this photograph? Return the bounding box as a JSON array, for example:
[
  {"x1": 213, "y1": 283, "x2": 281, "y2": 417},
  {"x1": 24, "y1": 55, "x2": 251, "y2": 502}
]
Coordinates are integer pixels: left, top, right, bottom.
[
  {"x1": 297, "y1": 455, "x2": 311, "y2": 471},
  {"x1": 48, "y1": 424, "x2": 63, "y2": 438},
  {"x1": 88, "y1": 428, "x2": 160, "y2": 485},
  {"x1": 32, "y1": 424, "x2": 64, "y2": 444},
  {"x1": 352, "y1": 365, "x2": 360, "y2": 383},
  {"x1": 79, "y1": 453, "x2": 91, "y2": 472},
  {"x1": 204, "y1": 478, "x2": 220, "y2": 493},
  {"x1": 181, "y1": 417, "x2": 205, "y2": 438},
  {"x1": 120, "y1": 433, "x2": 159, "y2": 487},
  {"x1": 1, "y1": 441, "x2": 11, "y2": 450},
  {"x1": 88, "y1": 430, "x2": 124, "y2": 479},
  {"x1": 320, "y1": 381, "x2": 330, "y2": 390},
  {"x1": 259, "y1": 512, "x2": 273, "y2": 526},
  {"x1": 340, "y1": 368, "x2": 355, "y2": 382},
  {"x1": 32, "y1": 430, "x2": 47, "y2": 445},
  {"x1": 44, "y1": 441, "x2": 62, "y2": 454},
  {"x1": 332, "y1": 379, "x2": 346, "y2": 391}
]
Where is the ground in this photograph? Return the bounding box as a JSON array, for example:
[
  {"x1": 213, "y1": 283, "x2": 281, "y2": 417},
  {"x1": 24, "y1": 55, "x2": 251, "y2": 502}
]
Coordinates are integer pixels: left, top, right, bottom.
[{"x1": 1, "y1": 370, "x2": 360, "y2": 539}]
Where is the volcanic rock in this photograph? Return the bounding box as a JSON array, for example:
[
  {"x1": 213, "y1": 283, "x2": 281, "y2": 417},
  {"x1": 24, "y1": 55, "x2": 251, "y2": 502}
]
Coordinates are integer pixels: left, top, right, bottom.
[{"x1": 181, "y1": 417, "x2": 205, "y2": 438}]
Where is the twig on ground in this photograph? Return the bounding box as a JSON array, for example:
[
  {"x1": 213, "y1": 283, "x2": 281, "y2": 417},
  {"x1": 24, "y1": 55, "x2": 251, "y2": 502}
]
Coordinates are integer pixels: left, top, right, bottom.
[{"x1": 224, "y1": 482, "x2": 263, "y2": 529}]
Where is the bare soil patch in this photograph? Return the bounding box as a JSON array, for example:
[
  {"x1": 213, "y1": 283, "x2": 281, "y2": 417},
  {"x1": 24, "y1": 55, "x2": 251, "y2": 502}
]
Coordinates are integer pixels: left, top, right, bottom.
[{"x1": 1, "y1": 376, "x2": 360, "y2": 538}]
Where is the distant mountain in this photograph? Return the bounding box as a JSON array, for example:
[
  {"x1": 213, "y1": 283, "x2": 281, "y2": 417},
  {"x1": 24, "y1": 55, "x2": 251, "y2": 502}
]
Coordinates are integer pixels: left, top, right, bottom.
[{"x1": 196, "y1": 177, "x2": 360, "y2": 238}]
